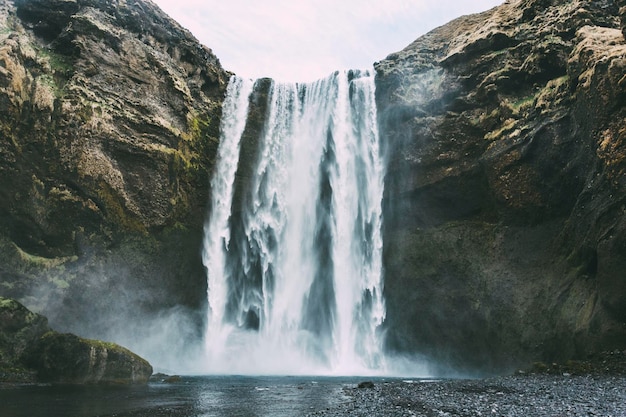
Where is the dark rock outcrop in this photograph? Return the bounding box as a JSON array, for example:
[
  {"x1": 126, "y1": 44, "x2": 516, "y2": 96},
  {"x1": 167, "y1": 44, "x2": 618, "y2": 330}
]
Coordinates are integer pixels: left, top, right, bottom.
[
  {"x1": 376, "y1": 0, "x2": 626, "y2": 373},
  {"x1": 23, "y1": 332, "x2": 153, "y2": 384},
  {"x1": 0, "y1": 296, "x2": 48, "y2": 381},
  {"x1": 1, "y1": 297, "x2": 151, "y2": 384},
  {"x1": 0, "y1": 0, "x2": 229, "y2": 339}
]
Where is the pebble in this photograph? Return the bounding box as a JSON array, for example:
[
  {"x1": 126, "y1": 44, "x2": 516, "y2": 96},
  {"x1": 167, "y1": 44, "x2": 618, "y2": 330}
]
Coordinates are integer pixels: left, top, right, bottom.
[{"x1": 307, "y1": 374, "x2": 626, "y2": 416}]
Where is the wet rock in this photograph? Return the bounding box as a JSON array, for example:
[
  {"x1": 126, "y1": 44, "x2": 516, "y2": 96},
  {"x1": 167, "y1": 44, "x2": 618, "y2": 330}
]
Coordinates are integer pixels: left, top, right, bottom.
[
  {"x1": 376, "y1": 0, "x2": 626, "y2": 373},
  {"x1": 1, "y1": 0, "x2": 624, "y2": 379},
  {"x1": 309, "y1": 375, "x2": 626, "y2": 416},
  {"x1": 23, "y1": 332, "x2": 153, "y2": 385},
  {"x1": 0, "y1": 297, "x2": 48, "y2": 382},
  {"x1": 165, "y1": 375, "x2": 182, "y2": 383},
  {"x1": 150, "y1": 373, "x2": 182, "y2": 383},
  {"x1": 0, "y1": 0, "x2": 229, "y2": 346},
  {"x1": 1, "y1": 297, "x2": 152, "y2": 385}
]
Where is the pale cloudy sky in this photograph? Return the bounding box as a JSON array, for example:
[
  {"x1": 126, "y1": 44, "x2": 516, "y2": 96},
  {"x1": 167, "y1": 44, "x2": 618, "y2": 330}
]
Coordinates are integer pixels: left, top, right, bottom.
[{"x1": 152, "y1": 0, "x2": 503, "y2": 82}]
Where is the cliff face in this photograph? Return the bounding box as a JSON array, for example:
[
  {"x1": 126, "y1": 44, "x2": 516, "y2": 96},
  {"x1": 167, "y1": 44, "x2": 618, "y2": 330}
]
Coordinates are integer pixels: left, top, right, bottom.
[
  {"x1": 2, "y1": 0, "x2": 625, "y2": 375},
  {"x1": 376, "y1": 0, "x2": 626, "y2": 373},
  {"x1": 0, "y1": 0, "x2": 229, "y2": 340}
]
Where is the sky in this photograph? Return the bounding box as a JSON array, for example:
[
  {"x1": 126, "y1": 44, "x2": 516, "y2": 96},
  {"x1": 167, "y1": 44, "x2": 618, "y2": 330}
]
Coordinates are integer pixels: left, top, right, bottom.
[{"x1": 152, "y1": 0, "x2": 504, "y2": 82}]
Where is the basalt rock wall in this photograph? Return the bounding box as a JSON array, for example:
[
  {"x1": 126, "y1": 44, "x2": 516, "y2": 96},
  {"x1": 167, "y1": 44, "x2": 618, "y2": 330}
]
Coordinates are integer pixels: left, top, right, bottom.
[
  {"x1": 376, "y1": 0, "x2": 626, "y2": 373},
  {"x1": 0, "y1": 0, "x2": 229, "y2": 342}
]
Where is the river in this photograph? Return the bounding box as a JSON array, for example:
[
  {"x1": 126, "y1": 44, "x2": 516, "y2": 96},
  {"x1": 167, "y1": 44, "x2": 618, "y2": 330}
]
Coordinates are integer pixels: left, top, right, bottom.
[{"x1": 3, "y1": 374, "x2": 626, "y2": 416}]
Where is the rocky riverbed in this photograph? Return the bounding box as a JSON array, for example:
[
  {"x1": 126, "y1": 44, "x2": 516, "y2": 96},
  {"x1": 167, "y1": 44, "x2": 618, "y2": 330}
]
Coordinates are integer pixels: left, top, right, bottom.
[{"x1": 309, "y1": 374, "x2": 626, "y2": 417}]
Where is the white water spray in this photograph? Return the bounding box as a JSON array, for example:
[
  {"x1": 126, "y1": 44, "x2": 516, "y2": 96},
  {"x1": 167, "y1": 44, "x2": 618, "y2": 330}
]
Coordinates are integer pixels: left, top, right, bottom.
[
  {"x1": 202, "y1": 76, "x2": 254, "y2": 356},
  {"x1": 202, "y1": 70, "x2": 386, "y2": 375}
]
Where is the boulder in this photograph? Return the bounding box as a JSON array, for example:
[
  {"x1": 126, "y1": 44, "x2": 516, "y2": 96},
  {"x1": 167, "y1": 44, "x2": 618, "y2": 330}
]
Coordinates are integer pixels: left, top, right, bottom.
[
  {"x1": 0, "y1": 297, "x2": 48, "y2": 381},
  {"x1": 23, "y1": 332, "x2": 153, "y2": 385},
  {"x1": 0, "y1": 297, "x2": 152, "y2": 384}
]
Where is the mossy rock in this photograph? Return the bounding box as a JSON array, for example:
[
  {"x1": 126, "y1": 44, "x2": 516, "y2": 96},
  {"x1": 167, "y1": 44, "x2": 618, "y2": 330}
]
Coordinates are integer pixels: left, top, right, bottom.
[
  {"x1": 23, "y1": 332, "x2": 153, "y2": 385},
  {"x1": 1, "y1": 297, "x2": 152, "y2": 385},
  {"x1": 0, "y1": 297, "x2": 49, "y2": 369}
]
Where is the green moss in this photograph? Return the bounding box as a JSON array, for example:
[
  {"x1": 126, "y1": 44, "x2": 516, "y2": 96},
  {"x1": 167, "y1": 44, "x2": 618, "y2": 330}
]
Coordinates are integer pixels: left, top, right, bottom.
[
  {"x1": 79, "y1": 337, "x2": 125, "y2": 353},
  {"x1": 47, "y1": 52, "x2": 73, "y2": 75},
  {"x1": 0, "y1": 365, "x2": 38, "y2": 383},
  {"x1": 0, "y1": 297, "x2": 19, "y2": 310},
  {"x1": 171, "y1": 149, "x2": 193, "y2": 172},
  {"x1": 36, "y1": 74, "x2": 61, "y2": 98},
  {"x1": 32, "y1": 47, "x2": 74, "y2": 97},
  {"x1": 0, "y1": 237, "x2": 80, "y2": 299},
  {"x1": 167, "y1": 111, "x2": 221, "y2": 209},
  {"x1": 510, "y1": 94, "x2": 536, "y2": 114},
  {"x1": 96, "y1": 181, "x2": 147, "y2": 234},
  {"x1": 484, "y1": 118, "x2": 518, "y2": 141},
  {"x1": 35, "y1": 46, "x2": 74, "y2": 75},
  {"x1": 12, "y1": 242, "x2": 72, "y2": 269},
  {"x1": 39, "y1": 331, "x2": 57, "y2": 340},
  {"x1": 183, "y1": 114, "x2": 210, "y2": 142},
  {"x1": 78, "y1": 336, "x2": 147, "y2": 363},
  {"x1": 535, "y1": 75, "x2": 570, "y2": 112}
]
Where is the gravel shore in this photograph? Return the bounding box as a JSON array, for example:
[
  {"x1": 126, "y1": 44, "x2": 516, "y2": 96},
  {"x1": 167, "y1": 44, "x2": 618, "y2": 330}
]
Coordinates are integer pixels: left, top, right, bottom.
[{"x1": 308, "y1": 374, "x2": 626, "y2": 416}]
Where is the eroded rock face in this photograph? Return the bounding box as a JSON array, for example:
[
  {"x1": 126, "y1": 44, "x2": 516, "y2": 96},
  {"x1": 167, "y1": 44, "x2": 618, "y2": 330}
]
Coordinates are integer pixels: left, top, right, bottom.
[
  {"x1": 376, "y1": 0, "x2": 626, "y2": 373},
  {"x1": 0, "y1": 0, "x2": 228, "y2": 339}
]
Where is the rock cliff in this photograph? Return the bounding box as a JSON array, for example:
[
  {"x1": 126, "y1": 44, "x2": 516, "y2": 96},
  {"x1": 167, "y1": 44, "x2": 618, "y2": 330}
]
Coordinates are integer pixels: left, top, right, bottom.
[
  {"x1": 1, "y1": 0, "x2": 625, "y2": 375},
  {"x1": 376, "y1": 0, "x2": 626, "y2": 373},
  {"x1": 0, "y1": 0, "x2": 229, "y2": 345}
]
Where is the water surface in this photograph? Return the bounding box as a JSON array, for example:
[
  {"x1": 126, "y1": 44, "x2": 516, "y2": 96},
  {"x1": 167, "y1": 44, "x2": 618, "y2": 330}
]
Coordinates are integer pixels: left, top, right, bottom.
[{"x1": 1, "y1": 375, "x2": 375, "y2": 417}]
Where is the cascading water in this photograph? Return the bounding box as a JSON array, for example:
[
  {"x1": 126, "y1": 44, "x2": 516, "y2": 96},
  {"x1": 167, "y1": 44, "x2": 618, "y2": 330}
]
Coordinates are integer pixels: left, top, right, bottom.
[{"x1": 202, "y1": 69, "x2": 386, "y2": 375}]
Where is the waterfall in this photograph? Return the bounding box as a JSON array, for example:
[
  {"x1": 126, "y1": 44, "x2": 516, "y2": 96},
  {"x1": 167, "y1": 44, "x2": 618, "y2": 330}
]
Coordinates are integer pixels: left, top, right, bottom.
[{"x1": 202, "y1": 70, "x2": 386, "y2": 375}]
